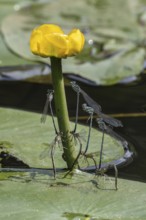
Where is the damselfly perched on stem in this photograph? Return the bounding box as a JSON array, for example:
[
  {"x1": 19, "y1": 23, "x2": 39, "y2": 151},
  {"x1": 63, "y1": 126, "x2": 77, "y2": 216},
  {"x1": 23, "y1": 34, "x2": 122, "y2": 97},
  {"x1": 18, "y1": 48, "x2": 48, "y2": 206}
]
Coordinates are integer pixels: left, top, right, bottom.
[
  {"x1": 70, "y1": 81, "x2": 81, "y2": 133},
  {"x1": 95, "y1": 118, "x2": 125, "y2": 190},
  {"x1": 81, "y1": 151, "x2": 99, "y2": 169},
  {"x1": 70, "y1": 129, "x2": 86, "y2": 146},
  {"x1": 70, "y1": 134, "x2": 83, "y2": 170},
  {"x1": 40, "y1": 89, "x2": 63, "y2": 178},
  {"x1": 40, "y1": 133, "x2": 62, "y2": 179},
  {"x1": 41, "y1": 89, "x2": 58, "y2": 134},
  {"x1": 96, "y1": 118, "x2": 128, "y2": 150},
  {"x1": 82, "y1": 103, "x2": 94, "y2": 155},
  {"x1": 70, "y1": 81, "x2": 123, "y2": 128},
  {"x1": 96, "y1": 118, "x2": 107, "y2": 170}
]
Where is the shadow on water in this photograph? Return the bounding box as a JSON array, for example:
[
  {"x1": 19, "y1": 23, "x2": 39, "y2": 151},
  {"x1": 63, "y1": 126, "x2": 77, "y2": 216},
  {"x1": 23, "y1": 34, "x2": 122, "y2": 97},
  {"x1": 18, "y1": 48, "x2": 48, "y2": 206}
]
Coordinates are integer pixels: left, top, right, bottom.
[{"x1": 1, "y1": 72, "x2": 146, "y2": 183}]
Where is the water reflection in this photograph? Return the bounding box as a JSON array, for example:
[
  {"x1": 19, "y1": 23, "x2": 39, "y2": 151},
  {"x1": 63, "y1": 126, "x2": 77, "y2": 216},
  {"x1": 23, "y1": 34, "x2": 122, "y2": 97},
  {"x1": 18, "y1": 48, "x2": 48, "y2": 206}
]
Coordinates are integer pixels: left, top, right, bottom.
[{"x1": 118, "y1": 117, "x2": 146, "y2": 182}]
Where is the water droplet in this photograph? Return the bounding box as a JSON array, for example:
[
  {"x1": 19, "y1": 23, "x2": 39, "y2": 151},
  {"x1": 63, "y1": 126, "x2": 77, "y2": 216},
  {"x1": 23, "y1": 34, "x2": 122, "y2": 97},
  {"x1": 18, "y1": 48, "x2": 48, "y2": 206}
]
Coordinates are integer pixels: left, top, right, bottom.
[{"x1": 88, "y1": 39, "x2": 94, "y2": 46}]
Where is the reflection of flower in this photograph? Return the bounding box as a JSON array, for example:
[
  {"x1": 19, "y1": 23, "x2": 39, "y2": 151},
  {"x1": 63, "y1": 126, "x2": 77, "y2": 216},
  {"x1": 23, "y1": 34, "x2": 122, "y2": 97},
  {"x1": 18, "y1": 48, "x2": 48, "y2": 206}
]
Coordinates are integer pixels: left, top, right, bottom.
[{"x1": 30, "y1": 24, "x2": 85, "y2": 58}]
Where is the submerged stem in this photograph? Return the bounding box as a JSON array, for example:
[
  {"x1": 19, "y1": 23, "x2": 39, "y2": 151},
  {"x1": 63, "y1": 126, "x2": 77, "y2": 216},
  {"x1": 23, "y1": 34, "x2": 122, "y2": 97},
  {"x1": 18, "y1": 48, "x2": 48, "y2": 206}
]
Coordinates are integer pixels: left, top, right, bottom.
[{"x1": 50, "y1": 57, "x2": 76, "y2": 169}]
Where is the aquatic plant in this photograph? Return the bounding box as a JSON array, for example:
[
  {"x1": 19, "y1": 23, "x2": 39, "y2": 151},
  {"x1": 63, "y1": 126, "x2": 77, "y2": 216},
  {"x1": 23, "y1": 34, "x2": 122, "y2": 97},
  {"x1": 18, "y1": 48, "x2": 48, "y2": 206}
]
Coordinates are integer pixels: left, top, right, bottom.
[{"x1": 30, "y1": 24, "x2": 85, "y2": 170}]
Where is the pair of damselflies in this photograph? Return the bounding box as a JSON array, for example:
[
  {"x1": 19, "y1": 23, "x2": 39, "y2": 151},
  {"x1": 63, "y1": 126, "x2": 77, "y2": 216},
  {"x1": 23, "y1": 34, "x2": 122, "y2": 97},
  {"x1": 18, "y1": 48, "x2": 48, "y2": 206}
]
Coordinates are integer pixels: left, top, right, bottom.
[
  {"x1": 70, "y1": 81, "x2": 126, "y2": 140},
  {"x1": 70, "y1": 81, "x2": 126, "y2": 189}
]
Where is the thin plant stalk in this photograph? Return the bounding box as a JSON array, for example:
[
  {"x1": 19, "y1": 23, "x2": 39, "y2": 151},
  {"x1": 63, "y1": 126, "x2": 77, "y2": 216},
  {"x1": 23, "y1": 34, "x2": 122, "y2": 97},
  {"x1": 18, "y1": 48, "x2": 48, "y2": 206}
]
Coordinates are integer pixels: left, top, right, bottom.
[{"x1": 50, "y1": 57, "x2": 76, "y2": 169}]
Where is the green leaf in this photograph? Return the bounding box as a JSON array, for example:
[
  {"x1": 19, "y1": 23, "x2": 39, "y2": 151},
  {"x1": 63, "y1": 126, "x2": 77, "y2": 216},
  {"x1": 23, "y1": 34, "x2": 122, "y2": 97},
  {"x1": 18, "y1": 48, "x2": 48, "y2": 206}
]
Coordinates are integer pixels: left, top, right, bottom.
[
  {"x1": 0, "y1": 107, "x2": 124, "y2": 168},
  {"x1": 1, "y1": 0, "x2": 146, "y2": 85},
  {"x1": 0, "y1": 0, "x2": 35, "y2": 66},
  {"x1": 0, "y1": 108, "x2": 145, "y2": 219},
  {"x1": 64, "y1": 46, "x2": 145, "y2": 85},
  {"x1": 0, "y1": 170, "x2": 146, "y2": 219}
]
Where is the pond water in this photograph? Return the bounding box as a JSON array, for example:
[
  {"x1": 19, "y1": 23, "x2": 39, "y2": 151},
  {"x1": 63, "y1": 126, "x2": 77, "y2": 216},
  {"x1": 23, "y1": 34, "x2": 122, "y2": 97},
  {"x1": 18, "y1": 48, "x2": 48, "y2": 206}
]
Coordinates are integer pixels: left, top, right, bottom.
[{"x1": 0, "y1": 71, "x2": 146, "y2": 183}]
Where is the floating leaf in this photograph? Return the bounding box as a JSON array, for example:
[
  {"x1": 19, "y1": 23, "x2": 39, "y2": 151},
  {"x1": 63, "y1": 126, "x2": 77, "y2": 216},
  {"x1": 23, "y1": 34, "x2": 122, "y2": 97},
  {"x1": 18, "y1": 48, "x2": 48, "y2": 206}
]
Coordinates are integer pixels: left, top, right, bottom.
[
  {"x1": 0, "y1": 169, "x2": 146, "y2": 219},
  {"x1": 0, "y1": 64, "x2": 50, "y2": 81},
  {"x1": 1, "y1": 0, "x2": 146, "y2": 85},
  {"x1": 0, "y1": 107, "x2": 125, "y2": 169},
  {"x1": 64, "y1": 46, "x2": 145, "y2": 85},
  {"x1": 0, "y1": 0, "x2": 35, "y2": 66},
  {"x1": 0, "y1": 108, "x2": 143, "y2": 219}
]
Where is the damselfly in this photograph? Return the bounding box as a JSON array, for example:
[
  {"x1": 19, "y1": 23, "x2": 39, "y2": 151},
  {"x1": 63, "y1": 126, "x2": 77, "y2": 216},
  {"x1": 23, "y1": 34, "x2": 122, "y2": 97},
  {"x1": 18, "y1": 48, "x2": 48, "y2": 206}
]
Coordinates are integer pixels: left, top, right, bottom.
[
  {"x1": 96, "y1": 118, "x2": 106, "y2": 169},
  {"x1": 82, "y1": 103, "x2": 94, "y2": 155},
  {"x1": 81, "y1": 151, "x2": 99, "y2": 169},
  {"x1": 71, "y1": 135, "x2": 83, "y2": 170},
  {"x1": 41, "y1": 89, "x2": 58, "y2": 134},
  {"x1": 70, "y1": 128, "x2": 87, "y2": 170},
  {"x1": 95, "y1": 118, "x2": 124, "y2": 190},
  {"x1": 96, "y1": 163, "x2": 118, "y2": 190},
  {"x1": 70, "y1": 129, "x2": 86, "y2": 146},
  {"x1": 96, "y1": 118, "x2": 128, "y2": 149},
  {"x1": 70, "y1": 81, "x2": 123, "y2": 128},
  {"x1": 40, "y1": 133, "x2": 62, "y2": 178},
  {"x1": 70, "y1": 81, "x2": 81, "y2": 133}
]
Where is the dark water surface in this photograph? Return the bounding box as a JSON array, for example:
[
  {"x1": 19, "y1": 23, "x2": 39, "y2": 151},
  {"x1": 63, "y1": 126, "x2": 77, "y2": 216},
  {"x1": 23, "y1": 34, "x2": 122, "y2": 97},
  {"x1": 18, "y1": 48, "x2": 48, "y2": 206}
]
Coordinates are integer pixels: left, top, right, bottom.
[{"x1": 0, "y1": 73, "x2": 146, "y2": 183}]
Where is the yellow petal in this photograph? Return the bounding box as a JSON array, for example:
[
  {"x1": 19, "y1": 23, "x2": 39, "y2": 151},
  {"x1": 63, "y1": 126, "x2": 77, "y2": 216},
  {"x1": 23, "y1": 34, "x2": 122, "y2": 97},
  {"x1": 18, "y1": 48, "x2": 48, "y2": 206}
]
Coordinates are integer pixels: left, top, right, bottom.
[
  {"x1": 30, "y1": 24, "x2": 85, "y2": 58},
  {"x1": 68, "y1": 29, "x2": 85, "y2": 56},
  {"x1": 35, "y1": 24, "x2": 64, "y2": 35},
  {"x1": 30, "y1": 25, "x2": 66, "y2": 57},
  {"x1": 41, "y1": 33, "x2": 69, "y2": 58},
  {"x1": 30, "y1": 30, "x2": 43, "y2": 55}
]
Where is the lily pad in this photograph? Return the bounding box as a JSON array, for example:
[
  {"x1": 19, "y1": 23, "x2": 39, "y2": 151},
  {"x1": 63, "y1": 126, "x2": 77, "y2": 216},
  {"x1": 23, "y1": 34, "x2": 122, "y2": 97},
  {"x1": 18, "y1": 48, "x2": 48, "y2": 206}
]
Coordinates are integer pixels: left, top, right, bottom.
[
  {"x1": 0, "y1": 108, "x2": 144, "y2": 219},
  {"x1": 0, "y1": 107, "x2": 125, "y2": 169},
  {"x1": 0, "y1": 168, "x2": 146, "y2": 219},
  {"x1": 63, "y1": 46, "x2": 145, "y2": 85},
  {"x1": 1, "y1": 0, "x2": 146, "y2": 85},
  {"x1": 0, "y1": 0, "x2": 35, "y2": 66},
  {"x1": 0, "y1": 64, "x2": 51, "y2": 81}
]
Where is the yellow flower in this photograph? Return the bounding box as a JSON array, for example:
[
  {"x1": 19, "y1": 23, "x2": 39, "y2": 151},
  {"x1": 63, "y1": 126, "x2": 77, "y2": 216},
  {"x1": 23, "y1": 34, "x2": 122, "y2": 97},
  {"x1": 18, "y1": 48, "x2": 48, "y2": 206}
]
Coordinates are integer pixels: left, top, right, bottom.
[{"x1": 30, "y1": 24, "x2": 85, "y2": 58}]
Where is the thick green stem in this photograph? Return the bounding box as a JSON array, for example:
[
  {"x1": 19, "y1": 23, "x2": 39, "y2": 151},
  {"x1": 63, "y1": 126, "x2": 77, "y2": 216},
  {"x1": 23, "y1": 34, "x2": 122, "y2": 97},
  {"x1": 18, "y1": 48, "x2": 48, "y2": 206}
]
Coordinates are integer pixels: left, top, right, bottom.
[{"x1": 50, "y1": 57, "x2": 76, "y2": 169}]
